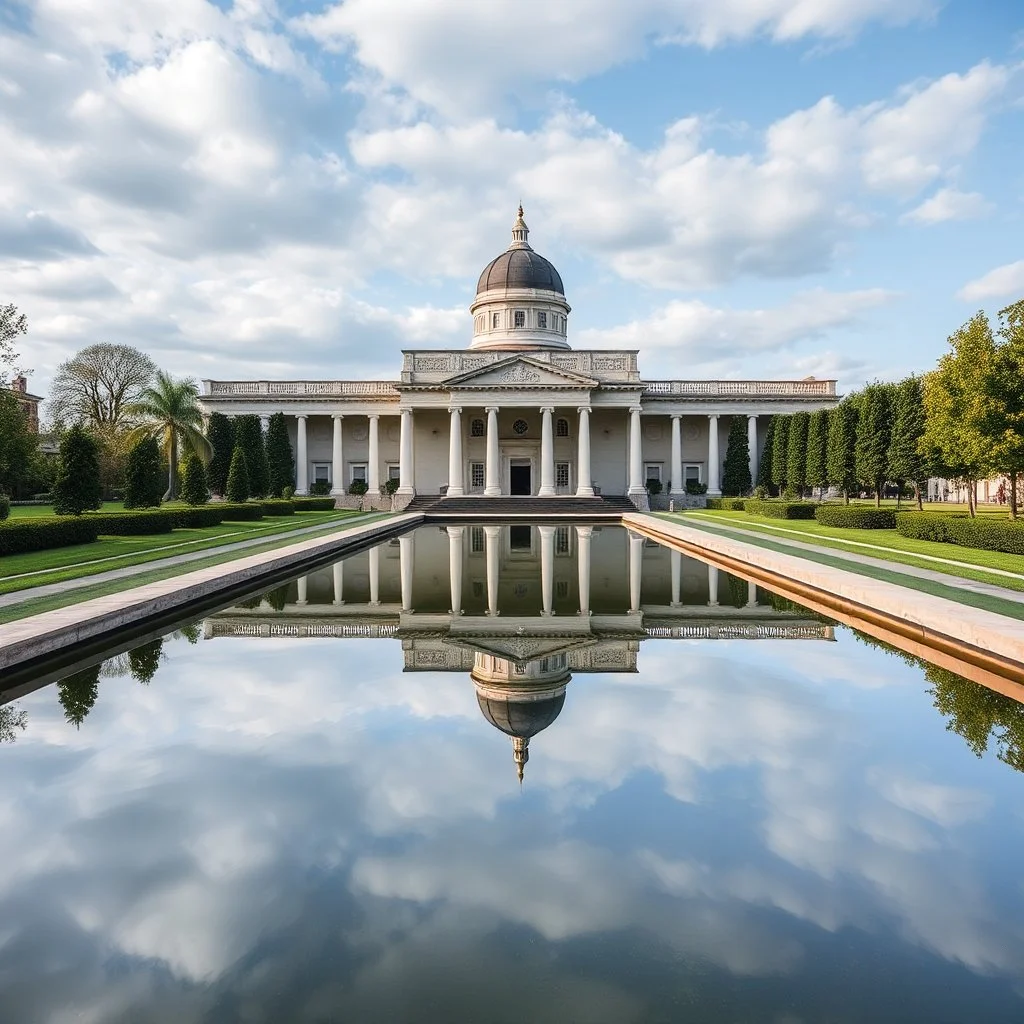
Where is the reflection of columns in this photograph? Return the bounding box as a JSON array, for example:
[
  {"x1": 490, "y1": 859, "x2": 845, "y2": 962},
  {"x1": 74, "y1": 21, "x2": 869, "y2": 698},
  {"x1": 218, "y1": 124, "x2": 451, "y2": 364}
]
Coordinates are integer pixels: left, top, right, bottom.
[
  {"x1": 747, "y1": 415, "x2": 758, "y2": 489},
  {"x1": 368, "y1": 546, "x2": 380, "y2": 606},
  {"x1": 670, "y1": 549, "x2": 682, "y2": 607},
  {"x1": 707, "y1": 414, "x2": 721, "y2": 496},
  {"x1": 746, "y1": 579, "x2": 758, "y2": 608},
  {"x1": 484, "y1": 526, "x2": 501, "y2": 615},
  {"x1": 448, "y1": 526, "x2": 464, "y2": 615},
  {"x1": 539, "y1": 526, "x2": 555, "y2": 614},
  {"x1": 576, "y1": 525, "x2": 592, "y2": 615},
  {"x1": 576, "y1": 407, "x2": 594, "y2": 497},
  {"x1": 707, "y1": 564, "x2": 719, "y2": 607},
  {"x1": 331, "y1": 414, "x2": 344, "y2": 496},
  {"x1": 296, "y1": 415, "x2": 308, "y2": 495},
  {"x1": 399, "y1": 535, "x2": 414, "y2": 611},
  {"x1": 628, "y1": 406, "x2": 644, "y2": 497},
  {"x1": 628, "y1": 532, "x2": 643, "y2": 613},
  {"x1": 447, "y1": 407, "x2": 464, "y2": 496},
  {"x1": 484, "y1": 406, "x2": 501, "y2": 496},
  {"x1": 332, "y1": 562, "x2": 344, "y2": 606},
  {"x1": 368, "y1": 415, "x2": 380, "y2": 494},
  {"x1": 296, "y1": 575, "x2": 308, "y2": 606},
  {"x1": 538, "y1": 406, "x2": 555, "y2": 496},
  {"x1": 398, "y1": 409, "x2": 414, "y2": 495},
  {"x1": 670, "y1": 415, "x2": 683, "y2": 496}
]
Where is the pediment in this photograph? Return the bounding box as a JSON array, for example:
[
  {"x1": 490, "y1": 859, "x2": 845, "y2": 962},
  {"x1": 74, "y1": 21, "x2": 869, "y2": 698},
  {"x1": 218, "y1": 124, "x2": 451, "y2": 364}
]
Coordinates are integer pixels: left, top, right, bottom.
[
  {"x1": 444, "y1": 634, "x2": 598, "y2": 666},
  {"x1": 444, "y1": 356, "x2": 598, "y2": 390}
]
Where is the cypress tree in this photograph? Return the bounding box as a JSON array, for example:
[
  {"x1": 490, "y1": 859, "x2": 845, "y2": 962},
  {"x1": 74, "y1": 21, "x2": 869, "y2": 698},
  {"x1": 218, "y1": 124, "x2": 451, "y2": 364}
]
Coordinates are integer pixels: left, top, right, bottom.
[
  {"x1": 770, "y1": 415, "x2": 790, "y2": 494},
  {"x1": 721, "y1": 416, "x2": 752, "y2": 496},
  {"x1": 757, "y1": 416, "x2": 776, "y2": 490},
  {"x1": 805, "y1": 409, "x2": 829, "y2": 498},
  {"x1": 128, "y1": 638, "x2": 163, "y2": 685},
  {"x1": 180, "y1": 453, "x2": 210, "y2": 505},
  {"x1": 57, "y1": 666, "x2": 100, "y2": 729},
  {"x1": 53, "y1": 425, "x2": 102, "y2": 515},
  {"x1": 124, "y1": 435, "x2": 163, "y2": 509},
  {"x1": 827, "y1": 398, "x2": 859, "y2": 503},
  {"x1": 856, "y1": 382, "x2": 893, "y2": 507},
  {"x1": 206, "y1": 413, "x2": 235, "y2": 496},
  {"x1": 888, "y1": 376, "x2": 929, "y2": 510},
  {"x1": 786, "y1": 412, "x2": 810, "y2": 497},
  {"x1": 226, "y1": 445, "x2": 250, "y2": 503},
  {"x1": 265, "y1": 412, "x2": 295, "y2": 497},
  {"x1": 234, "y1": 414, "x2": 269, "y2": 498}
]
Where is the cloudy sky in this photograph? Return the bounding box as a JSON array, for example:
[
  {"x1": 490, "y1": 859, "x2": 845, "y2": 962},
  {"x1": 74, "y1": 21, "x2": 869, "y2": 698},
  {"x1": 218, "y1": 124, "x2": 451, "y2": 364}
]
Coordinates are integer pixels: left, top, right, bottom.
[{"x1": 2, "y1": 1, "x2": 1022, "y2": 400}]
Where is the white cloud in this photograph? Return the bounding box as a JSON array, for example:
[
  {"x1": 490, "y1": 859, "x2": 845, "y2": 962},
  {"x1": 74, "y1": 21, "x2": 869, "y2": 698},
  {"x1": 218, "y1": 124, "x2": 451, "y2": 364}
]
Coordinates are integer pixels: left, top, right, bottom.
[
  {"x1": 901, "y1": 187, "x2": 993, "y2": 225},
  {"x1": 957, "y1": 260, "x2": 1024, "y2": 302}
]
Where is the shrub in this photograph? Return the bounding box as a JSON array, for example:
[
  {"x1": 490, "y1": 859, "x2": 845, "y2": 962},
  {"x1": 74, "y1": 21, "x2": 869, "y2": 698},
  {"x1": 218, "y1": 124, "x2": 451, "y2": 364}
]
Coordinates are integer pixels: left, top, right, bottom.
[
  {"x1": 895, "y1": 512, "x2": 1024, "y2": 555},
  {"x1": 706, "y1": 497, "x2": 745, "y2": 510},
  {"x1": 260, "y1": 499, "x2": 296, "y2": 516},
  {"x1": 0, "y1": 517, "x2": 99, "y2": 555},
  {"x1": 744, "y1": 499, "x2": 819, "y2": 520},
  {"x1": 348, "y1": 479, "x2": 368, "y2": 496},
  {"x1": 226, "y1": 446, "x2": 250, "y2": 503},
  {"x1": 281, "y1": 485, "x2": 295, "y2": 500},
  {"x1": 180, "y1": 454, "x2": 209, "y2": 506},
  {"x1": 0, "y1": 494, "x2": 8, "y2": 521},
  {"x1": 309, "y1": 479, "x2": 332, "y2": 496},
  {"x1": 383, "y1": 478, "x2": 400, "y2": 496},
  {"x1": 124, "y1": 435, "x2": 163, "y2": 509},
  {"x1": 53, "y1": 425, "x2": 102, "y2": 515},
  {"x1": 292, "y1": 497, "x2": 336, "y2": 511},
  {"x1": 219, "y1": 502, "x2": 264, "y2": 521},
  {"x1": 85, "y1": 511, "x2": 175, "y2": 535},
  {"x1": 167, "y1": 507, "x2": 225, "y2": 529},
  {"x1": 815, "y1": 505, "x2": 897, "y2": 529},
  {"x1": 646, "y1": 478, "x2": 663, "y2": 496},
  {"x1": 684, "y1": 480, "x2": 708, "y2": 495}
]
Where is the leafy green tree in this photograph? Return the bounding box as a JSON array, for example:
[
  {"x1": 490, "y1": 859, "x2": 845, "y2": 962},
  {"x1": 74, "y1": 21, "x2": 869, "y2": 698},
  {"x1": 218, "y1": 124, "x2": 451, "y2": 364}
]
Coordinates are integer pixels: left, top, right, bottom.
[
  {"x1": 887, "y1": 376, "x2": 929, "y2": 510},
  {"x1": 855, "y1": 382, "x2": 893, "y2": 507},
  {"x1": 1, "y1": 302, "x2": 29, "y2": 375},
  {"x1": 721, "y1": 416, "x2": 752, "y2": 496},
  {"x1": 57, "y1": 665, "x2": 100, "y2": 728},
  {"x1": 826, "y1": 398, "x2": 858, "y2": 503},
  {"x1": 986, "y1": 299, "x2": 1024, "y2": 519},
  {"x1": 756, "y1": 416, "x2": 775, "y2": 490},
  {"x1": 0, "y1": 704, "x2": 28, "y2": 743},
  {"x1": 226, "y1": 445, "x2": 250, "y2": 503},
  {"x1": 805, "y1": 409, "x2": 829, "y2": 498},
  {"x1": 0, "y1": 387, "x2": 38, "y2": 498},
  {"x1": 53, "y1": 425, "x2": 102, "y2": 515},
  {"x1": 206, "y1": 412, "x2": 235, "y2": 496},
  {"x1": 123, "y1": 435, "x2": 163, "y2": 508},
  {"x1": 786, "y1": 412, "x2": 809, "y2": 497},
  {"x1": 265, "y1": 412, "x2": 295, "y2": 497},
  {"x1": 128, "y1": 371, "x2": 210, "y2": 501},
  {"x1": 180, "y1": 453, "x2": 209, "y2": 505},
  {"x1": 770, "y1": 415, "x2": 789, "y2": 494},
  {"x1": 128, "y1": 638, "x2": 163, "y2": 684},
  {"x1": 234, "y1": 414, "x2": 269, "y2": 498}
]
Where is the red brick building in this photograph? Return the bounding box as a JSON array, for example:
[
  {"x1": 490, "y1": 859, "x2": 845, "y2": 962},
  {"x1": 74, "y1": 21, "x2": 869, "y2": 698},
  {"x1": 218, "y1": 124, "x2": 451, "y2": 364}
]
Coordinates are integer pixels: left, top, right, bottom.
[{"x1": 10, "y1": 375, "x2": 43, "y2": 433}]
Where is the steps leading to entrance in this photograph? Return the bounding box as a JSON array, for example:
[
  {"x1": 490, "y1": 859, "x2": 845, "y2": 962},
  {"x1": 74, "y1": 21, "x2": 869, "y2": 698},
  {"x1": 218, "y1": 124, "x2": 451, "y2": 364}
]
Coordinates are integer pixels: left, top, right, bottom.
[{"x1": 404, "y1": 495, "x2": 637, "y2": 518}]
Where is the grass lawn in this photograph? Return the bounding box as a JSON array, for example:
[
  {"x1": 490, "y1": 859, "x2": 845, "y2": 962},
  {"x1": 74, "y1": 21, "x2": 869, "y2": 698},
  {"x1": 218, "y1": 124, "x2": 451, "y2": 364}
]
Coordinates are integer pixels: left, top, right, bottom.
[
  {"x1": 0, "y1": 509, "x2": 364, "y2": 595},
  {"x1": 676, "y1": 509, "x2": 1024, "y2": 593}
]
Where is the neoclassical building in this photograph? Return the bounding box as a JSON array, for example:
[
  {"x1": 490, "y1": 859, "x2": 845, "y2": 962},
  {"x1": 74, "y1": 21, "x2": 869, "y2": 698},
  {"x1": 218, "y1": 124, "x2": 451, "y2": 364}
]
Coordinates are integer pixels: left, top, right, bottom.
[{"x1": 200, "y1": 208, "x2": 838, "y2": 505}]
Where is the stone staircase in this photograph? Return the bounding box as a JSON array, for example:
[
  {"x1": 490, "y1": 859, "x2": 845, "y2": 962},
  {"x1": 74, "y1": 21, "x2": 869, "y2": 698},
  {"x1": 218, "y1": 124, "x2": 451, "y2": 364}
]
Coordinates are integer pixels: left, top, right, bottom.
[{"x1": 401, "y1": 494, "x2": 637, "y2": 518}]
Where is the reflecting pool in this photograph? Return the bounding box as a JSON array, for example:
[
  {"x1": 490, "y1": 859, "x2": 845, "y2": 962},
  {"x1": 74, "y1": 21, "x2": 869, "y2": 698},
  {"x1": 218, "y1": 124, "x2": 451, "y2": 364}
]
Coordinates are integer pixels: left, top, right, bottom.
[{"x1": 3, "y1": 523, "x2": 1024, "y2": 1022}]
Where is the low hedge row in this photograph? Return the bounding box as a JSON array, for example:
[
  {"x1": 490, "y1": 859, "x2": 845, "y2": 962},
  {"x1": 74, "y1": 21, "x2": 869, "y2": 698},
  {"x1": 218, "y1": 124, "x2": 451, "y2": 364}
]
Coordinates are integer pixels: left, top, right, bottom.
[
  {"x1": 815, "y1": 505, "x2": 897, "y2": 529},
  {"x1": 0, "y1": 517, "x2": 100, "y2": 555},
  {"x1": 705, "y1": 498, "x2": 746, "y2": 510},
  {"x1": 260, "y1": 500, "x2": 296, "y2": 516},
  {"x1": 167, "y1": 507, "x2": 226, "y2": 529},
  {"x1": 895, "y1": 511, "x2": 1024, "y2": 554},
  {"x1": 292, "y1": 497, "x2": 337, "y2": 512},
  {"x1": 743, "y1": 499, "x2": 819, "y2": 520},
  {"x1": 84, "y1": 511, "x2": 176, "y2": 536},
  {"x1": 219, "y1": 503, "x2": 264, "y2": 521}
]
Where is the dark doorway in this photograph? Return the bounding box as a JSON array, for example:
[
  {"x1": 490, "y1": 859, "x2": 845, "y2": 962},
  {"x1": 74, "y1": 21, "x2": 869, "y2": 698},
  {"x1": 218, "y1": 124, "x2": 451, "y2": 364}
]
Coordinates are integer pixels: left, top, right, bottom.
[
  {"x1": 509, "y1": 525, "x2": 533, "y2": 550},
  {"x1": 510, "y1": 463, "x2": 531, "y2": 495}
]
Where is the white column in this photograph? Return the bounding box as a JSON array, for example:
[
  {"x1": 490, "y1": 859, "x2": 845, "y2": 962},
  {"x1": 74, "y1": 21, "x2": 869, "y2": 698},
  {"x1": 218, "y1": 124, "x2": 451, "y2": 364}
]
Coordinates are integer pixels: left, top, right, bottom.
[
  {"x1": 539, "y1": 525, "x2": 555, "y2": 614},
  {"x1": 259, "y1": 414, "x2": 269, "y2": 431},
  {"x1": 538, "y1": 406, "x2": 555, "y2": 497},
  {"x1": 707, "y1": 414, "x2": 721, "y2": 496},
  {"x1": 332, "y1": 562, "x2": 344, "y2": 606},
  {"x1": 400, "y1": 535, "x2": 414, "y2": 611},
  {"x1": 628, "y1": 531, "x2": 643, "y2": 613},
  {"x1": 748, "y1": 415, "x2": 758, "y2": 490},
  {"x1": 670, "y1": 550, "x2": 681, "y2": 607},
  {"x1": 576, "y1": 406, "x2": 594, "y2": 497},
  {"x1": 448, "y1": 526, "x2": 464, "y2": 614},
  {"x1": 628, "y1": 406, "x2": 644, "y2": 497},
  {"x1": 398, "y1": 409, "x2": 414, "y2": 495},
  {"x1": 707, "y1": 564, "x2": 719, "y2": 607},
  {"x1": 447, "y1": 407, "x2": 464, "y2": 497},
  {"x1": 576, "y1": 525, "x2": 592, "y2": 615},
  {"x1": 331, "y1": 414, "x2": 344, "y2": 496},
  {"x1": 368, "y1": 546, "x2": 380, "y2": 607},
  {"x1": 484, "y1": 526, "x2": 501, "y2": 615},
  {"x1": 670, "y1": 415, "x2": 683, "y2": 496},
  {"x1": 296, "y1": 575, "x2": 308, "y2": 606},
  {"x1": 746, "y1": 579, "x2": 758, "y2": 608},
  {"x1": 484, "y1": 406, "x2": 501, "y2": 496},
  {"x1": 368, "y1": 415, "x2": 380, "y2": 495},
  {"x1": 296, "y1": 415, "x2": 308, "y2": 495}
]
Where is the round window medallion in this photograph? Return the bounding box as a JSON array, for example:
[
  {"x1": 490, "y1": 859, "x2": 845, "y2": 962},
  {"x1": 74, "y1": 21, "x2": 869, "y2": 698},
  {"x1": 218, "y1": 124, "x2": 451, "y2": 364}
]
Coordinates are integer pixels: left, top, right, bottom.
[{"x1": 513, "y1": 419, "x2": 529, "y2": 435}]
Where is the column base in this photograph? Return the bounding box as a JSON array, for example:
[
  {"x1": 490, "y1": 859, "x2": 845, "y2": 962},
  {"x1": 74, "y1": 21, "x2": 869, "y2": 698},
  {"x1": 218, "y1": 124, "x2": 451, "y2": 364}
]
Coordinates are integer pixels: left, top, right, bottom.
[
  {"x1": 628, "y1": 486, "x2": 647, "y2": 497},
  {"x1": 295, "y1": 489, "x2": 309, "y2": 497},
  {"x1": 707, "y1": 489, "x2": 723, "y2": 497},
  {"x1": 330, "y1": 489, "x2": 345, "y2": 497},
  {"x1": 446, "y1": 488, "x2": 465, "y2": 497},
  {"x1": 484, "y1": 487, "x2": 502, "y2": 497},
  {"x1": 396, "y1": 487, "x2": 415, "y2": 496},
  {"x1": 537, "y1": 487, "x2": 556, "y2": 497},
  {"x1": 575, "y1": 486, "x2": 595, "y2": 497}
]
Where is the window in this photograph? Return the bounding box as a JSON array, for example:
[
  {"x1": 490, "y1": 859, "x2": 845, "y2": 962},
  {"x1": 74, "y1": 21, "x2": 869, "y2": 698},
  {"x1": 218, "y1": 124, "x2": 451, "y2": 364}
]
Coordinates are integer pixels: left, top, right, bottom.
[
  {"x1": 471, "y1": 526, "x2": 485, "y2": 553},
  {"x1": 512, "y1": 419, "x2": 529, "y2": 435},
  {"x1": 312, "y1": 463, "x2": 330, "y2": 483},
  {"x1": 471, "y1": 462, "x2": 485, "y2": 488},
  {"x1": 684, "y1": 464, "x2": 702, "y2": 484},
  {"x1": 492, "y1": 312, "x2": 500, "y2": 329},
  {"x1": 556, "y1": 462, "x2": 570, "y2": 488},
  {"x1": 351, "y1": 464, "x2": 367, "y2": 483},
  {"x1": 388, "y1": 464, "x2": 400, "y2": 481},
  {"x1": 538, "y1": 311, "x2": 547, "y2": 329},
  {"x1": 644, "y1": 463, "x2": 662, "y2": 484},
  {"x1": 470, "y1": 418, "x2": 485, "y2": 437},
  {"x1": 555, "y1": 526, "x2": 570, "y2": 554},
  {"x1": 555, "y1": 417, "x2": 569, "y2": 437},
  {"x1": 514, "y1": 310, "x2": 525, "y2": 328},
  {"x1": 556, "y1": 580, "x2": 569, "y2": 599}
]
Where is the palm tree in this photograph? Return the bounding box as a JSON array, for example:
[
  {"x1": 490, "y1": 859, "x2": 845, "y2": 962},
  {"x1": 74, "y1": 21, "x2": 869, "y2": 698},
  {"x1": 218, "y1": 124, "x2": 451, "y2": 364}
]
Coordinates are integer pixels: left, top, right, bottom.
[{"x1": 128, "y1": 371, "x2": 210, "y2": 500}]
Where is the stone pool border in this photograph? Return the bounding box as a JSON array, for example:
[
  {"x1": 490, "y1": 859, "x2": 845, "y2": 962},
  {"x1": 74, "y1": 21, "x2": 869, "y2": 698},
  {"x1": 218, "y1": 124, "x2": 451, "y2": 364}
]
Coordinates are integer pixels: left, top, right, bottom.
[
  {"x1": 0, "y1": 512, "x2": 423, "y2": 676},
  {"x1": 624, "y1": 512, "x2": 1024, "y2": 692}
]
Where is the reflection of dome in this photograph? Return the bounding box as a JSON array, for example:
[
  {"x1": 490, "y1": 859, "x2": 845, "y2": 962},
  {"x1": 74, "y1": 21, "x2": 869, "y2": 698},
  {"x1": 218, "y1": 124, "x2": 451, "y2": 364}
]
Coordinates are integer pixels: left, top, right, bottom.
[{"x1": 477, "y1": 690, "x2": 566, "y2": 739}]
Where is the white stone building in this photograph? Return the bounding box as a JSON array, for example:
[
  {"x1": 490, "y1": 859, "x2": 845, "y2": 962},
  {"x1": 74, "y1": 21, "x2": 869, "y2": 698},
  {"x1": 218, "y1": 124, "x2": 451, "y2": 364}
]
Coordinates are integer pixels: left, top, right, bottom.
[{"x1": 200, "y1": 208, "x2": 839, "y2": 506}]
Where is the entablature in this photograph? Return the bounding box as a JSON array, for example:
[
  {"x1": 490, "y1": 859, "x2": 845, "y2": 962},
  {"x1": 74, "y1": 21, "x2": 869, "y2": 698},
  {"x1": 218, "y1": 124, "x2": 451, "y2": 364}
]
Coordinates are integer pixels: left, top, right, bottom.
[{"x1": 400, "y1": 348, "x2": 640, "y2": 385}]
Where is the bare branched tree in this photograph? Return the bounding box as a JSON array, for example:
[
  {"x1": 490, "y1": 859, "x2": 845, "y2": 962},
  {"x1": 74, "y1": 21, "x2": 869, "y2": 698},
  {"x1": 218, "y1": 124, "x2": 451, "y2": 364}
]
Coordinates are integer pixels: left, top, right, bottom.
[{"x1": 50, "y1": 344, "x2": 157, "y2": 429}]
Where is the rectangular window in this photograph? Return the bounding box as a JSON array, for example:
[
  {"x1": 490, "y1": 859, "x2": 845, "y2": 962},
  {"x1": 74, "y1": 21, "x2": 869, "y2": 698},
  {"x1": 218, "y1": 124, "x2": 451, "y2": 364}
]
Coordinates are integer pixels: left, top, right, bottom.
[
  {"x1": 555, "y1": 462, "x2": 570, "y2": 488},
  {"x1": 684, "y1": 464, "x2": 702, "y2": 484},
  {"x1": 471, "y1": 462, "x2": 485, "y2": 488},
  {"x1": 471, "y1": 526, "x2": 485, "y2": 553},
  {"x1": 388, "y1": 464, "x2": 400, "y2": 481},
  {"x1": 555, "y1": 526, "x2": 570, "y2": 555},
  {"x1": 492, "y1": 312, "x2": 500, "y2": 329},
  {"x1": 313, "y1": 463, "x2": 330, "y2": 483},
  {"x1": 644, "y1": 463, "x2": 662, "y2": 483},
  {"x1": 514, "y1": 310, "x2": 525, "y2": 328},
  {"x1": 538, "y1": 311, "x2": 547, "y2": 328},
  {"x1": 351, "y1": 464, "x2": 367, "y2": 483}
]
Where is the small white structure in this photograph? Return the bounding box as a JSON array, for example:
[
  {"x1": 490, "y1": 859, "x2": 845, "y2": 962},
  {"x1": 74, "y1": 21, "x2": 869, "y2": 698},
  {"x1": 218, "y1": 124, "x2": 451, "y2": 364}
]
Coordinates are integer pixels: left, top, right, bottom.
[{"x1": 200, "y1": 207, "x2": 839, "y2": 506}]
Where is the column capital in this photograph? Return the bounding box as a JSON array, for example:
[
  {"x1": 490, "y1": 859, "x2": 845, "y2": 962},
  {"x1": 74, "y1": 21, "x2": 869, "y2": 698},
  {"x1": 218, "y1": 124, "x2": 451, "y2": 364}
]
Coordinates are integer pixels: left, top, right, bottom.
[
  {"x1": 331, "y1": 412, "x2": 344, "y2": 420},
  {"x1": 574, "y1": 525, "x2": 593, "y2": 538},
  {"x1": 629, "y1": 404, "x2": 643, "y2": 414},
  {"x1": 539, "y1": 404, "x2": 555, "y2": 414},
  {"x1": 296, "y1": 413, "x2": 308, "y2": 421},
  {"x1": 671, "y1": 412, "x2": 682, "y2": 421},
  {"x1": 448, "y1": 406, "x2": 462, "y2": 415},
  {"x1": 368, "y1": 412, "x2": 380, "y2": 421},
  {"x1": 485, "y1": 405, "x2": 500, "y2": 414},
  {"x1": 576, "y1": 405, "x2": 591, "y2": 415},
  {"x1": 708, "y1": 412, "x2": 719, "y2": 421}
]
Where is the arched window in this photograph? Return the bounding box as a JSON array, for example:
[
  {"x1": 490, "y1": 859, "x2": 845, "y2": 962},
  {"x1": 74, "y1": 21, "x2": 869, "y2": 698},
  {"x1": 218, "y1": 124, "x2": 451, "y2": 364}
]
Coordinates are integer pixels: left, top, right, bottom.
[
  {"x1": 470, "y1": 418, "x2": 485, "y2": 437},
  {"x1": 555, "y1": 417, "x2": 570, "y2": 437}
]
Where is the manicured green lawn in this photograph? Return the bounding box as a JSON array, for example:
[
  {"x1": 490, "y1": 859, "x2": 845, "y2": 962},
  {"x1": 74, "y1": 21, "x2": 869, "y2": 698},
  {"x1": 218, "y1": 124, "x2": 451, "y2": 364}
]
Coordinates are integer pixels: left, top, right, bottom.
[{"x1": 8, "y1": 501, "x2": 131, "y2": 519}]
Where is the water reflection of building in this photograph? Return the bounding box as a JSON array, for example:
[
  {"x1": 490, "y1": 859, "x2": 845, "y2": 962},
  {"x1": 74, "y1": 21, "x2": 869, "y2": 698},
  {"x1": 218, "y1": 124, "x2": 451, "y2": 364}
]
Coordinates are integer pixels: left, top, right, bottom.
[{"x1": 206, "y1": 525, "x2": 833, "y2": 778}]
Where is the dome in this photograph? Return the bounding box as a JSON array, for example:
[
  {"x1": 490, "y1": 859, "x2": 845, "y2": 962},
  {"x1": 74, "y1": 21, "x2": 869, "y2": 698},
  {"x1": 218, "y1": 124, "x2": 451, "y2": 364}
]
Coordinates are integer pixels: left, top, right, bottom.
[
  {"x1": 476, "y1": 248, "x2": 564, "y2": 296},
  {"x1": 476, "y1": 691, "x2": 566, "y2": 738}
]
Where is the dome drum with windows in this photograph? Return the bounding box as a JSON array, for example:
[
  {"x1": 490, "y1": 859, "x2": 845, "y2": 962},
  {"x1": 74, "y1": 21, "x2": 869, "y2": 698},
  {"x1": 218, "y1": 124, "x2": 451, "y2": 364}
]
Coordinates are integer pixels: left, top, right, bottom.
[{"x1": 470, "y1": 206, "x2": 571, "y2": 353}]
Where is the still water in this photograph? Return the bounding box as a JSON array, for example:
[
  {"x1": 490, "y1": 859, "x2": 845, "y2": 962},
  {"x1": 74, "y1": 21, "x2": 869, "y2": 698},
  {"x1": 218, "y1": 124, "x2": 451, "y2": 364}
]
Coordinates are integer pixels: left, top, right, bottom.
[{"x1": 3, "y1": 523, "x2": 1024, "y2": 1022}]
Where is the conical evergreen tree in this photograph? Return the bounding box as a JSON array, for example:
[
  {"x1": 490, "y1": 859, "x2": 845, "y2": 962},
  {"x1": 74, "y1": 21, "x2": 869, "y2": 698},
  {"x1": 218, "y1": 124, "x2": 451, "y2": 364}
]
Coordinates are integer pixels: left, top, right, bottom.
[
  {"x1": 805, "y1": 410, "x2": 829, "y2": 499},
  {"x1": 786, "y1": 412, "x2": 810, "y2": 497},
  {"x1": 53, "y1": 425, "x2": 102, "y2": 515},
  {"x1": 827, "y1": 397, "x2": 859, "y2": 503},
  {"x1": 180, "y1": 453, "x2": 210, "y2": 505},
  {"x1": 124, "y1": 435, "x2": 163, "y2": 509},
  {"x1": 888, "y1": 376, "x2": 929, "y2": 510},
  {"x1": 57, "y1": 666, "x2": 100, "y2": 729},
  {"x1": 234, "y1": 414, "x2": 269, "y2": 498},
  {"x1": 206, "y1": 413, "x2": 235, "y2": 496},
  {"x1": 770, "y1": 415, "x2": 790, "y2": 494},
  {"x1": 757, "y1": 416, "x2": 776, "y2": 490},
  {"x1": 265, "y1": 412, "x2": 295, "y2": 497},
  {"x1": 721, "y1": 416, "x2": 752, "y2": 496},
  {"x1": 128, "y1": 638, "x2": 163, "y2": 685},
  {"x1": 856, "y1": 382, "x2": 894, "y2": 507},
  {"x1": 226, "y1": 445, "x2": 250, "y2": 503}
]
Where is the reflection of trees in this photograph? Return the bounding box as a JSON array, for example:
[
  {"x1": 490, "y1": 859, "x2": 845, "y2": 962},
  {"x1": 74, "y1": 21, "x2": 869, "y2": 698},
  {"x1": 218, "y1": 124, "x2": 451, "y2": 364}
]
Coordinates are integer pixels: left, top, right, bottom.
[
  {"x1": 176, "y1": 622, "x2": 202, "y2": 645},
  {"x1": 0, "y1": 704, "x2": 28, "y2": 743},
  {"x1": 57, "y1": 667, "x2": 100, "y2": 729},
  {"x1": 127, "y1": 638, "x2": 163, "y2": 685},
  {"x1": 264, "y1": 585, "x2": 289, "y2": 612},
  {"x1": 725, "y1": 573, "x2": 747, "y2": 608}
]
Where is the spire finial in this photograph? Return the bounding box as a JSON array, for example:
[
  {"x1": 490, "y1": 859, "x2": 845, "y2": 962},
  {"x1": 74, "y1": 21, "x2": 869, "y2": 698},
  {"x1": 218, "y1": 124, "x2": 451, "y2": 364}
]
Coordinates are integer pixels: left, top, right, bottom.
[
  {"x1": 512, "y1": 735, "x2": 529, "y2": 785},
  {"x1": 510, "y1": 204, "x2": 531, "y2": 250}
]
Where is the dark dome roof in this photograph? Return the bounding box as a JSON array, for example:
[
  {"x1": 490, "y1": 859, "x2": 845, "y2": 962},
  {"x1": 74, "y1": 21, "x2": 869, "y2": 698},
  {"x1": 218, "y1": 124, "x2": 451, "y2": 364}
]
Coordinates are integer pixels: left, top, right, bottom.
[
  {"x1": 476, "y1": 248, "x2": 564, "y2": 296},
  {"x1": 477, "y1": 692, "x2": 566, "y2": 738}
]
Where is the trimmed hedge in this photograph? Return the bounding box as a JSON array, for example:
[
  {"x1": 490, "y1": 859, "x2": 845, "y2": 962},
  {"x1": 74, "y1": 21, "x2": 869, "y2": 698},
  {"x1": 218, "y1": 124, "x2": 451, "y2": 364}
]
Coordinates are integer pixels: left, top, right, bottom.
[
  {"x1": 167, "y1": 507, "x2": 225, "y2": 529},
  {"x1": 743, "y1": 499, "x2": 819, "y2": 520},
  {"x1": 83, "y1": 511, "x2": 176, "y2": 536},
  {"x1": 705, "y1": 497, "x2": 746, "y2": 511},
  {"x1": 219, "y1": 502, "x2": 264, "y2": 521},
  {"x1": 895, "y1": 512, "x2": 1024, "y2": 555},
  {"x1": 0, "y1": 495, "x2": 8, "y2": 521},
  {"x1": 815, "y1": 505, "x2": 897, "y2": 529},
  {"x1": 260, "y1": 499, "x2": 296, "y2": 516},
  {"x1": 292, "y1": 497, "x2": 336, "y2": 512},
  {"x1": 0, "y1": 517, "x2": 99, "y2": 555}
]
